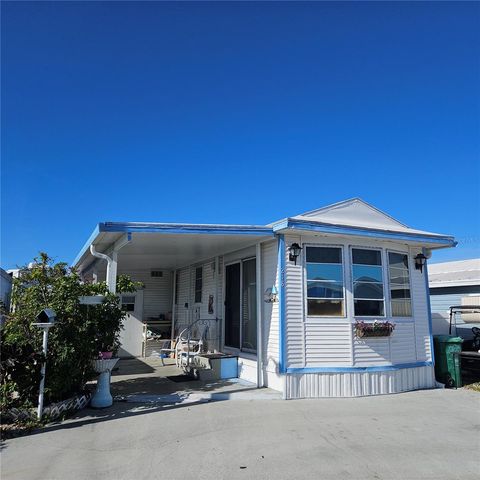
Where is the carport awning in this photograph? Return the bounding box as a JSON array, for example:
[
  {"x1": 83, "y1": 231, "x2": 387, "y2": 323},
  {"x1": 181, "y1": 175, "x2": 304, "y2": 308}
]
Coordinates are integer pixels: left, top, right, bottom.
[{"x1": 73, "y1": 222, "x2": 274, "y2": 272}]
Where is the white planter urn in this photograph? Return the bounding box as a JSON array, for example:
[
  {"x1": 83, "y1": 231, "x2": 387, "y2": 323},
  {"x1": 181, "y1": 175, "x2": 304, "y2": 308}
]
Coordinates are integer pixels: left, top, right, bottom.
[{"x1": 90, "y1": 358, "x2": 119, "y2": 408}]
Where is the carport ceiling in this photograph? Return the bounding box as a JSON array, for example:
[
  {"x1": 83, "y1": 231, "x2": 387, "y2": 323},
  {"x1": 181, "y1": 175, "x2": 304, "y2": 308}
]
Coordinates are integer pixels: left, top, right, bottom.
[{"x1": 80, "y1": 232, "x2": 274, "y2": 271}]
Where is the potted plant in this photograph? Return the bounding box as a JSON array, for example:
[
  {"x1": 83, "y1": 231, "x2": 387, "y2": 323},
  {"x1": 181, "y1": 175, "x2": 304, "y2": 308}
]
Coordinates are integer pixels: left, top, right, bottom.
[
  {"x1": 98, "y1": 349, "x2": 114, "y2": 360},
  {"x1": 355, "y1": 320, "x2": 395, "y2": 338}
]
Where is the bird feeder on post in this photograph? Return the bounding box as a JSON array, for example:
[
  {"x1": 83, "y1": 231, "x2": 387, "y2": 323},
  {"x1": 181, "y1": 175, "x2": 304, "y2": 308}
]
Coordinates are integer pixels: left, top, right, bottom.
[{"x1": 32, "y1": 308, "x2": 56, "y2": 420}]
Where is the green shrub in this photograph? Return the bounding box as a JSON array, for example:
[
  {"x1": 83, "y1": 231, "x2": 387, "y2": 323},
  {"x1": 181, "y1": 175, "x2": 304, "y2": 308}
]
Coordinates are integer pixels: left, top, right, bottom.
[{"x1": 0, "y1": 253, "x2": 139, "y2": 411}]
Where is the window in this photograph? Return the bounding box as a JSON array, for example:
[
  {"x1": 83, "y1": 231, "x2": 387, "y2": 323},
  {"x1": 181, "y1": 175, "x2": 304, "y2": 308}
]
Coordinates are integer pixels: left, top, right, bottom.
[
  {"x1": 121, "y1": 295, "x2": 135, "y2": 312},
  {"x1": 352, "y1": 248, "x2": 384, "y2": 316},
  {"x1": 194, "y1": 267, "x2": 202, "y2": 303},
  {"x1": 306, "y1": 246, "x2": 344, "y2": 316},
  {"x1": 388, "y1": 252, "x2": 412, "y2": 317}
]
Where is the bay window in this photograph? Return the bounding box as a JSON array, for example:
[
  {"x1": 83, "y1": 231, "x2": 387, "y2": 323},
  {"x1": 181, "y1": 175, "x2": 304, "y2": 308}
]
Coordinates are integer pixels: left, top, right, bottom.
[{"x1": 304, "y1": 244, "x2": 413, "y2": 320}]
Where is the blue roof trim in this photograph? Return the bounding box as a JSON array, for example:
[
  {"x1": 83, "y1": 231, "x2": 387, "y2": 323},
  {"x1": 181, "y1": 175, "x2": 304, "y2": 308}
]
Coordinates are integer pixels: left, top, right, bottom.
[
  {"x1": 286, "y1": 361, "x2": 433, "y2": 374},
  {"x1": 99, "y1": 222, "x2": 273, "y2": 236},
  {"x1": 72, "y1": 222, "x2": 274, "y2": 267},
  {"x1": 72, "y1": 224, "x2": 100, "y2": 267},
  {"x1": 273, "y1": 219, "x2": 455, "y2": 246}
]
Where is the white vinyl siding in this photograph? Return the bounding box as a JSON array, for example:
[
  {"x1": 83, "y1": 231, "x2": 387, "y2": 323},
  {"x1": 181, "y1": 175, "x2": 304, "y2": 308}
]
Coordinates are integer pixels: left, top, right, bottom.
[
  {"x1": 174, "y1": 266, "x2": 191, "y2": 331},
  {"x1": 304, "y1": 321, "x2": 351, "y2": 366},
  {"x1": 390, "y1": 322, "x2": 416, "y2": 364},
  {"x1": 174, "y1": 259, "x2": 222, "y2": 351},
  {"x1": 284, "y1": 235, "x2": 306, "y2": 368},
  {"x1": 411, "y1": 248, "x2": 432, "y2": 362},
  {"x1": 117, "y1": 269, "x2": 173, "y2": 319},
  {"x1": 353, "y1": 336, "x2": 391, "y2": 366},
  {"x1": 283, "y1": 236, "x2": 432, "y2": 371},
  {"x1": 262, "y1": 240, "x2": 280, "y2": 378}
]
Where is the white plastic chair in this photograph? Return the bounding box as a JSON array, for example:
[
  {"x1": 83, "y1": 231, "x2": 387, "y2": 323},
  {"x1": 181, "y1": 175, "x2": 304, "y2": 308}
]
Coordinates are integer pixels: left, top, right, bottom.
[{"x1": 159, "y1": 340, "x2": 175, "y2": 366}]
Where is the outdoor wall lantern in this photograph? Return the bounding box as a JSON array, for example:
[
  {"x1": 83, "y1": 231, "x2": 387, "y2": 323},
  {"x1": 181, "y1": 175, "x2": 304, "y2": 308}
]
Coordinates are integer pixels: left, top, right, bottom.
[
  {"x1": 414, "y1": 253, "x2": 427, "y2": 273},
  {"x1": 288, "y1": 243, "x2": 303, "y2": 265}
]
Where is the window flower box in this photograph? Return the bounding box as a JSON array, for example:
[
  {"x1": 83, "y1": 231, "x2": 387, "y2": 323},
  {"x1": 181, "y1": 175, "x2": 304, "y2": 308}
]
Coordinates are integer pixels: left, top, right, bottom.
[{"x1": 355, "y1": 320, "x2": 395, "y2": 338}]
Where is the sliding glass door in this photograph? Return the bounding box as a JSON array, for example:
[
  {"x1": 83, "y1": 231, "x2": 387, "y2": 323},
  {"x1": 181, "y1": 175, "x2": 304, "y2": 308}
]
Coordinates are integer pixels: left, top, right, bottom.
[{"x1": 224, "y1": 258, "x2": 257, "y2": 353}]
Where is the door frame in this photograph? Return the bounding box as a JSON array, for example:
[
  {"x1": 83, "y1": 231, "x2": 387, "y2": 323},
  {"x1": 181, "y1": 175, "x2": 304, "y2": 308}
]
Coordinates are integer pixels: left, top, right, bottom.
[{"x1": 222, "y1": 256, "x2": 257, "y2": 355}]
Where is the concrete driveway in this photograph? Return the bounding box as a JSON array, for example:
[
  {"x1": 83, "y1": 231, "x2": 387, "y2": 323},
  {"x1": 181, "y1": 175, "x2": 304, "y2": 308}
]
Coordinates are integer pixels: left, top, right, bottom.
[{"x1": 1, "y1": 388, "x2": 479, "y2": 480}]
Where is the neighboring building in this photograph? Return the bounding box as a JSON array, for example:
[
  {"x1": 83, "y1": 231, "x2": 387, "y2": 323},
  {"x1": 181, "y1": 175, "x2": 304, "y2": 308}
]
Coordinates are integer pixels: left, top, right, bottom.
[
  {"x1": 0, "y1": 268, "x2": 13, "y2": 327},
  {"x1": 428, "y1": 259, "x2": 480, "y2": 338},
  {"x1": 0, "y1": 268, "x2": 13, "y2": 311},
  {"x1": 73, "y1": 198, "x2": 455, "y2": 398}
]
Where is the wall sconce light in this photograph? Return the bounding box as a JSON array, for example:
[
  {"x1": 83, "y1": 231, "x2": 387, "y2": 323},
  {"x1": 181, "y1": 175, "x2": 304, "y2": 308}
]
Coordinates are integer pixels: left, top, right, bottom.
[
  {"x1": 264, "y1": 285, "x2": 278, "y2": 303},
  {"x1": 288, "y1": 243, "x2": 303, "y2": 265},
  {"x1": 414, "y1": 253, "x2": 427, "y2": 273}
]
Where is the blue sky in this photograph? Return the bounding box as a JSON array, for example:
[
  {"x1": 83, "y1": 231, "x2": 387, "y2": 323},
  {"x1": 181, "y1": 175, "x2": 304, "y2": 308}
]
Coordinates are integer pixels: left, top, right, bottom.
[{"x1": 2, "y1": 1, "x2": 479, "y2": 269}]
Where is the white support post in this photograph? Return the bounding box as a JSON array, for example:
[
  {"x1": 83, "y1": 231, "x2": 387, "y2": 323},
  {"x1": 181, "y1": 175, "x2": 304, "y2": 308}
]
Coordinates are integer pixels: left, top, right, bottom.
[
  {"x1": 108, "y1": 252, "x2": 118, "y2": 294},
  {"x1": 256, "y1": 242, "x2": 264, "y2": 388},
  {"x1": 90, "y1": 233, "x2": 131, "y2": 294},
  {"x1": 171, "y1": 270, "x2": 177, "y2": 342}
]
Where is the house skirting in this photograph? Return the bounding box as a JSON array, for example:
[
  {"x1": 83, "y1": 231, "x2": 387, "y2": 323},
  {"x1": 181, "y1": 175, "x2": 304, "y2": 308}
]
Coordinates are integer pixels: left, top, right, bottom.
[{"x1": 284, "y1": 365, "x2": 436, "y2": 399}]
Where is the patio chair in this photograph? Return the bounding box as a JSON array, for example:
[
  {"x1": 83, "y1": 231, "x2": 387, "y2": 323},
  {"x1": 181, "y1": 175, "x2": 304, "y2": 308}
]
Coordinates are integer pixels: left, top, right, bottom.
[
  {"x1": 159, "y1": 340, "x2": 176, "y2": 366},
  {"x1": 176, "y1": 337, "x2": 203, "y2": 369}
]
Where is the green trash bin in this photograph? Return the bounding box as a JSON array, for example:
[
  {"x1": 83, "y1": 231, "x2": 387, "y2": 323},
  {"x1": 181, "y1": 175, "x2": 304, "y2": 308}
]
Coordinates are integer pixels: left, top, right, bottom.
[{"x1": 433, "y1": 335, "x2": 463, "y2": 388}]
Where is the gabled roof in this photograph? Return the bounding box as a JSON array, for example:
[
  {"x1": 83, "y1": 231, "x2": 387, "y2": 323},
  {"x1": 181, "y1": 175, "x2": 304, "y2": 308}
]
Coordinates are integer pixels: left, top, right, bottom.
[
  {"x1": 272, "y1": 198, "x2": 455, "y2": 247},
  {"x1": 73, "y1": 198, "x2": 456, "y2": 270},
  {"x1": 292, "y1": 198, "x2": 408, "y2": 230}
]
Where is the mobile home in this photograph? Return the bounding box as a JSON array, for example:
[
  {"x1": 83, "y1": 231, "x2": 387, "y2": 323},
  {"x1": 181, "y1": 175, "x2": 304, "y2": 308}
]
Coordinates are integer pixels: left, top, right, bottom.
[{"x1": 74, "y1": 198, "x2": 455, "y2": 398}]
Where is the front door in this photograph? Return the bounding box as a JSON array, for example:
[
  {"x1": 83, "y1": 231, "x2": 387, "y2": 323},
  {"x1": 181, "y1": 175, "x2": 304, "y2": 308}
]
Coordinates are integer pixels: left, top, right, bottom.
[{"x1": 224, "y1": 259, "x2": 257, "y2": 352}]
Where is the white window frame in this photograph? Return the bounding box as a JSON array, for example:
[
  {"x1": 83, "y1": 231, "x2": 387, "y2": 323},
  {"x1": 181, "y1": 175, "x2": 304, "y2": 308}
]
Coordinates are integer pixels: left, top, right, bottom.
[
  {"x1": 386, "y1": 249, "x2": 414, "y2": 319},
  {"x1": 194, "y1": 266, "x2": 203, "y2": 304},
  {"x1": 350, "y1": 245, "x2": 386, "y2": 319},
  {"x1": 121, "y1": 294, "x2": 136, "y2": 312},
  {"x1": 303, "y1": 243, "x2": 347, "y2": 319}
]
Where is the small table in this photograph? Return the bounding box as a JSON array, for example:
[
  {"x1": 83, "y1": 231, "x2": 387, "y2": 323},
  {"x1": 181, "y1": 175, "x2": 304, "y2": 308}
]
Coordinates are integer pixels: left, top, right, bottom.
[{"x1": 91, "y1": 358, "x2": 119, "y2": 408}]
